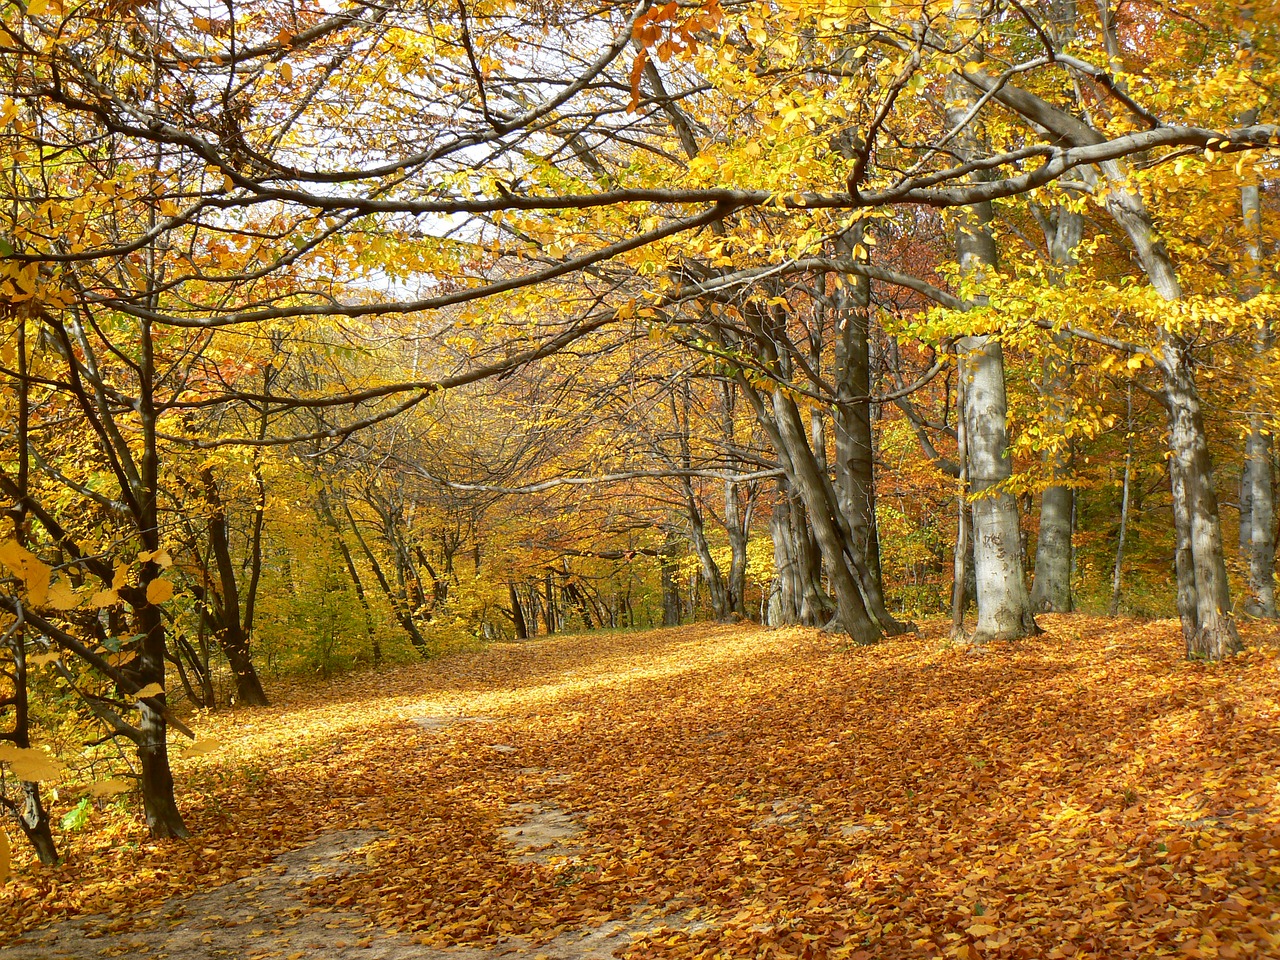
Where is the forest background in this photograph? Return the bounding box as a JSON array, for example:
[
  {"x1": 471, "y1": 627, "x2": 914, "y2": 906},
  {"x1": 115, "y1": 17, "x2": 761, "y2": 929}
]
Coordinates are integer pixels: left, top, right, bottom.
[{"x1": 1, "y1": 0, "x2": 1279, "y2": 876}]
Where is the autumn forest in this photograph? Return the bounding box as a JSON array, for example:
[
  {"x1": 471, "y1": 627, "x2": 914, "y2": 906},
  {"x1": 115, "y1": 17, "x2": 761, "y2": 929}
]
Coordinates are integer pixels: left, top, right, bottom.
[{"x1": 2, "y1": 0, "x2": 1280, "y2": 956}]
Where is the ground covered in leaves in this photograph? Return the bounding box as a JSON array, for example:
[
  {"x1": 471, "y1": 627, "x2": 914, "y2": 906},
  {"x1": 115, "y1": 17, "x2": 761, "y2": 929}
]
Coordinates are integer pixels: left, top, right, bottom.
[{"x1": 4, "y1": 616, "x2": 1280, "y2": 959}]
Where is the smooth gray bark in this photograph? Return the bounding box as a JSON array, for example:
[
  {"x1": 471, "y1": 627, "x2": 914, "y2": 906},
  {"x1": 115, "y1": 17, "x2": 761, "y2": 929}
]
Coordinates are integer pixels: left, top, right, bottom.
[
  {"x1": 961, "y1": 333, "x2": 1040, "y2": 642},
  {"x1": 767, "y1": 483, "x2": 832, "y2": 627},
  {"x1": 1238, "y1": 75, "x2": 1277, "y2": 616},
  {"x1": 768, "y1": 494, "x2": 800, "y2": 626},
  {"x1": 963, "y1": 68, "x2": 1241, "y2": 658},
  {"x1": 733, "y1": 333, "x2": 879, "y2": 642},
  {"x1": 1030, "y1": 191, "x2": 1082, "y2": 613},
  {"x1": 947, "y1": 74, "x2": 1039, "y2": 642},
  {"x1": 1110, "y1": 385, "x2": 1134, "y2": 616},
  {"x1": 951, "y1": 358, "x2": 971, "y2": 641},
  {"x1": 832, "y1": 246, "x2": 890, "y2": 614}
]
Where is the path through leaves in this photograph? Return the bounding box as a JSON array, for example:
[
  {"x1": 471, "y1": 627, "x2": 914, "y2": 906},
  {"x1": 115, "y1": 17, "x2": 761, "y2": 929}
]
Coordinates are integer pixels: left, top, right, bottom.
[{"x1": 4, "y1": 618, "x2": 1280, "y2": 959}]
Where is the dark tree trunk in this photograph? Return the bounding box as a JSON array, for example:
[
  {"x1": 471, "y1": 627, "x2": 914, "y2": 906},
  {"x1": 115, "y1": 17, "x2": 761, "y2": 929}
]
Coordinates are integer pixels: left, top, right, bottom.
[
  {"x1": 341, "y1": 500, "x2": 432, "y2": 657},
  {"x1": 134, "y1": 598, "x2": 189, "y2": 838},
  {"x1": 1110, "y1": 385, "x2": 1135, "y2": 616},
  {"x1": 137, "y1": 318, "x2": 189, "y2": 839},
  {"x1": 832, "y1": 239, "x2": 891, "y2": 615},
  {"x1": 660, "y1": 530, "x2": 682, "y2": 627},
  {"x1": 508, "y1": 583, "x2": 529, "y2": 639},
  {"x1": 543, "y1": 573, "x2": 557, "y2": 634},
  {"x1": 5, "y1": 323, "x2": 58, "y2": 864},
  {"x1": 200, "y1": 468, "x2": 269, "y2": 706},
  {"x1": 3, "y1": 634, "x2": 60, "y2": 864}
]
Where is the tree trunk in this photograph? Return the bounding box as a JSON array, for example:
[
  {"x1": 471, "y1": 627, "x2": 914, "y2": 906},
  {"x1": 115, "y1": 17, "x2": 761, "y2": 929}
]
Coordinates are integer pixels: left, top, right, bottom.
[
  {"x1": 526, "y1": 583, "x2": 539, "y2": 635},
  {"x1": 543, "y1": 573, "x2": 557, "y2": 634},
  {"x1": 947, "y1": 71, "x2": 1038, "y2": 644},
  {"x1": 4, "y1": 635, "x2": 60, "y2": 864},
  {"x1": 951, "y1": 358, "x2": 971, "y2": 641},
  {"x1": 682, "y1": 487, "x2": 730, "y2": 620},
  {"x1": 771, "y1": 387, "x2": 880, "y2": 644},
  {"x1": 341, "y1": 500, "x2": 432, "y2": 657},
  {"x1": 1032, "y1": 483, "x2": 1074, "y2": 613},
  {"x1": 660, "y1": 530, "x2": 682, "y2": 627},
  {"x1": 962, "y1": 67, "x2": 1239, "y2": 656},
  {"x1": 1030, "y1": 199, "x2": 1082, "y2": 613},
  {"x1": 1110, "y1": 385, "x2": 1134, "y2": 616},
  {"x1": 135, "y1": 598, "x2": 189, "y2": 838},
  {"x1": 832, "y1": 255, "x2": 891, "y2": 615},
  {"x1": 673, "y1": 383, "x2": 730, "y2": 620},
  {"x1": 789, "y1": 489, "x2": 833, "y2": 626},
  {"x1": 961, "y1": 335, "x2": 1039, "y2": 642},
  {"x1": 723, "y1": 481, "x2": 749, "y2": 617},
  {"x1": 767, "y1": 494, "x2": 799, "y2": 626},
  {"x1": 6, "y1": 324, "x2": 58, "y2": 864},
  {"x1": 732, "y1": 313, "x2": 876, "y2": 642},
  {"x1": 200, "y1": 468, "x2": 269, "y2": 707},
  {"x1": 1239, "y1": 142, "x2": 1277, "y2": 617},
  {"x1": 137, "y1": 317, "x2": 189, "y2": 839},
  {"x1": 1164, "y1": 357, "x2": 1242, "y2": 658},
  {"x1": 508, "y1": 583, "x2": 529, "y2": 639},
  {"x1": 1241, "y1": 419, "x2": 1276, "y2": 618}
]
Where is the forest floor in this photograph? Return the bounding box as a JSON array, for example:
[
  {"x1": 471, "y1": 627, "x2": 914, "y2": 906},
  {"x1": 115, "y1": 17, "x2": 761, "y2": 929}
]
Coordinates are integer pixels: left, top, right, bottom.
[{"x1": 3, "y1": 616, "x2": 1280, "y2": 960}]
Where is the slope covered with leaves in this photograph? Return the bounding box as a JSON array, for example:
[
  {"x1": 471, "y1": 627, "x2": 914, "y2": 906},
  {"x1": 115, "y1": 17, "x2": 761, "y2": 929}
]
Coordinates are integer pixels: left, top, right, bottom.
[{"x1": 4, "y1": 618, "x2": 1280, "y2": 959}]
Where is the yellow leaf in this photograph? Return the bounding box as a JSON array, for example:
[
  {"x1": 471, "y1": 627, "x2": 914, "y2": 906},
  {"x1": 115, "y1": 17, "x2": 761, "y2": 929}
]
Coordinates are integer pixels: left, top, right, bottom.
[
  {"x1": 146, "y1": 578, "x2": 174, "y2": 605},
  {"x1": 133, "y1": 682, "x2": 164, "y2": 699},
  {"x1": 180, "y1": 739, "x2": 220, "y2": 759},
  {"x1": 112, "y1": 562, "x2": 130, "y2": 591},
  {"x1": 136, "y1": 548, "x2": 172, "y2": 568},
  {"x1": 0, "y1": 744, "x2": 65, "y2": 782},
  {"x1": 91, "y1": 589, "x2": 119, "y2": 608},
  {"x1": 280, "y1": 62, "x2": 293, "y2": 83},
  {"x1": 46, "y1": 578, "x2": 80, "y2": 611},
  {"x1": 27, "y1": 0, "x2": 49, "y2": 16},
  {"x1": 83, "y1": 778, "x2": 132, "y2": 798},
  {"x1": 0, "y1": 539, "x2": 50, "y2": 606},
  {"x1": 29, "y1": 652, "x2": 60, "y2": 667},
  {"x1": 967, "y1": 923, "x2": 999, "y2": 937}
]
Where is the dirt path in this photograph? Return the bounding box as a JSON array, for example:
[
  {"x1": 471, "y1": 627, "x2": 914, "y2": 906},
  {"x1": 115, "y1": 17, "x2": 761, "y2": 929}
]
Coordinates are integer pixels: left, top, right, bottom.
[
  {"x1": 4, "y1": 816, "x2": 692, "y2": 960},
  {"x1": 2, "y1": 625, "x2": 761, "y2": 959}
]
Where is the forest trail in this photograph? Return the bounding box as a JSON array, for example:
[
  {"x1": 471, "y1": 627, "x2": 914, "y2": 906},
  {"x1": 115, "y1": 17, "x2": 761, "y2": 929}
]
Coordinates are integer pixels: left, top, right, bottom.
[{"x1": 4, "y1": 618, "x2": 1280, "y2": 959}]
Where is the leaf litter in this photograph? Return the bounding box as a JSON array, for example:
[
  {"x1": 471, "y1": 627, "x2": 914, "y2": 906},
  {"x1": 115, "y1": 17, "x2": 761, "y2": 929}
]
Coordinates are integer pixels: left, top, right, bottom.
[{"x1": 3, "y1": 616, "x2": 1280, "y2": 959}]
